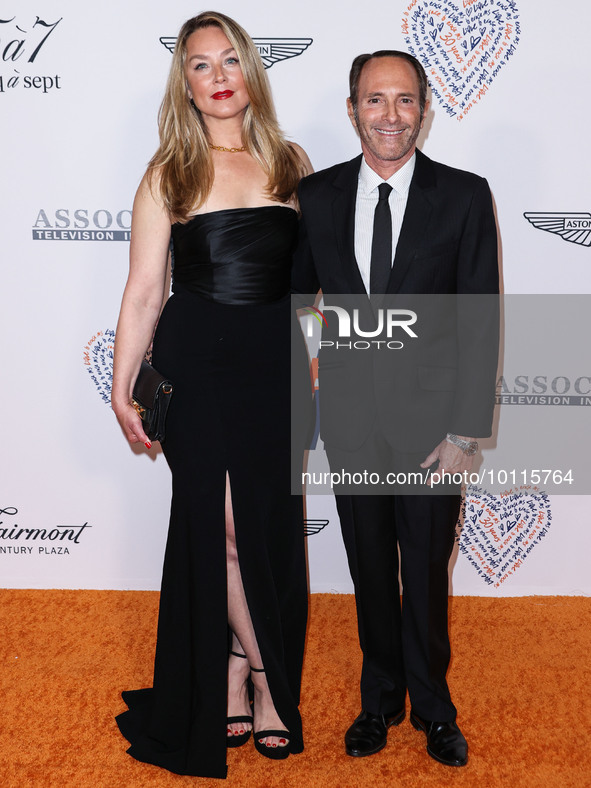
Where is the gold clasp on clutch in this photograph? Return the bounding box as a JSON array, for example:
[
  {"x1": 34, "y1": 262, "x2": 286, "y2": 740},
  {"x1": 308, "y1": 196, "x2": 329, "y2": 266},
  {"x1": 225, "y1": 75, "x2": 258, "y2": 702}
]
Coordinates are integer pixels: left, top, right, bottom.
[{"x1": 131, "y1": 400, "x2": 146, "y2": 418}]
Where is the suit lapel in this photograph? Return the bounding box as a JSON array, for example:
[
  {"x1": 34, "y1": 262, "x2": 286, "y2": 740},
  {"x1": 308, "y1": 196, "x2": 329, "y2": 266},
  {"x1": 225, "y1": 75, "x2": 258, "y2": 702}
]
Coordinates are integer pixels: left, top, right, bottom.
[
  {"x1": 330, "y1": 156, "x2": 367, "y2": 294},
  {"x1": 387, "y1": 149, "x2": 436, "y2": 293}
]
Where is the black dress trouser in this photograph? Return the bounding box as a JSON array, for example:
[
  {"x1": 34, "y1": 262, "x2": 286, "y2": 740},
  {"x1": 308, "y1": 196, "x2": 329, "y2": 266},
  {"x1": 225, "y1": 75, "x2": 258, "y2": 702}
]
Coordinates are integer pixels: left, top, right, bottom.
[{"x1": 327, "y1": 436, "x2": 461, "y2": 722}]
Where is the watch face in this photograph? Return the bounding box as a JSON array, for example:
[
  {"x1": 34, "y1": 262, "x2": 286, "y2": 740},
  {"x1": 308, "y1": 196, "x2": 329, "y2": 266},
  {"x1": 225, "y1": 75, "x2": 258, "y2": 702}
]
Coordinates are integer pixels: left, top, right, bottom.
[{"x1": 465, "y1": 444, "x2": 478, "y2": 456}]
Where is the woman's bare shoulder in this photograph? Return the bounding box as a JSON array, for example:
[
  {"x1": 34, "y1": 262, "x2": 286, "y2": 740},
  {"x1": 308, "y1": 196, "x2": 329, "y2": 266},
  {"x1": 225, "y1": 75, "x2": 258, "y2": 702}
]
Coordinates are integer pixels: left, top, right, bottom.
[
  {"x1": 289, "y1": 142, "x2": 314, "y2": 176},
  {"x1": 133, "y1": 166, "x2": 168, "y2": 217}
]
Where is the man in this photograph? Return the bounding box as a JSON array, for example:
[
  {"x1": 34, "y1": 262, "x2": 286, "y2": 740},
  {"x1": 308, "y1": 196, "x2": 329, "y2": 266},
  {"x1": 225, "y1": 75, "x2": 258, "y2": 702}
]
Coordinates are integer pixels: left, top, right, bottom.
[{"x1": 293, "y1": 51, "x2": 499, "y2": 767}]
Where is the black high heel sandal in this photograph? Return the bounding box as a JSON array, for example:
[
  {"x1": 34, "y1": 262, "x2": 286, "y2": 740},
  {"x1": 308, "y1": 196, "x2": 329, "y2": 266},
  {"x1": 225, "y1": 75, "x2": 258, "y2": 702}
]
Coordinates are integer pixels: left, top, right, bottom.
[
  {"x1": 250, "y1": 666, "x2": 291, "y2": 760},
  {"x1": 227, "y1": 650, "x2": 253, "y2": 748}
]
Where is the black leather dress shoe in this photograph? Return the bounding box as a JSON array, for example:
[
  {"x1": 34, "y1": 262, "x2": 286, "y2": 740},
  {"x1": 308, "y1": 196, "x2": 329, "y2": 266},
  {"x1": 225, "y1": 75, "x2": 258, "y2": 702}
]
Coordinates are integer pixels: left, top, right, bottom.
[
  {"x1": 410, "y1": 711, "x2": 468, "y2": 766},
  {"x1": 345, "y1": 708, "x2": 405, "y2": 757}
]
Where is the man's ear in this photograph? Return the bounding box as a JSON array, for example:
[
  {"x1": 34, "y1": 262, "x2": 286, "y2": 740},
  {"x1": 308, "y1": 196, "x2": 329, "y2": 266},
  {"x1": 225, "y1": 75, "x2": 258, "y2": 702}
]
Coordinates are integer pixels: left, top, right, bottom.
[
  {"x1": 420, "y1": 99, "x2": 431, "y2": 129},
  {"x1": 346, "y1": 97, "x2": 357, "y2": 130}
]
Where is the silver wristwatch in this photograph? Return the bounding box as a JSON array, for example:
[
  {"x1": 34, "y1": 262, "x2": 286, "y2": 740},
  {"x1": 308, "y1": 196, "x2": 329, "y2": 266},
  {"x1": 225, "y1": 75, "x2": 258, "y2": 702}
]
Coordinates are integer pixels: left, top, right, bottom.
[{"x1": 446, "y1": 433, "x2": 478, "y2": 456}]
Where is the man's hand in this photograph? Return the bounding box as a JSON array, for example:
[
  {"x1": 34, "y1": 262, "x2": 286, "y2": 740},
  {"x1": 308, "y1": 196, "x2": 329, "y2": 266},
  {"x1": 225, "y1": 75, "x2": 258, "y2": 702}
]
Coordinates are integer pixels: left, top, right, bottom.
[{"x1": 420, "y1": 436, "x2": 475, "y2": 486}]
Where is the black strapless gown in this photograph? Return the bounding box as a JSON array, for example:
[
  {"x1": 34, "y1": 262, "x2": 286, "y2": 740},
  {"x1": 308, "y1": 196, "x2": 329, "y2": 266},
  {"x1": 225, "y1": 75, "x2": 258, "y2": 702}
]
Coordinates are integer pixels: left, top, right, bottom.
[{"x1": 116, "y1": 207, "x2": 308, "y2": 778}]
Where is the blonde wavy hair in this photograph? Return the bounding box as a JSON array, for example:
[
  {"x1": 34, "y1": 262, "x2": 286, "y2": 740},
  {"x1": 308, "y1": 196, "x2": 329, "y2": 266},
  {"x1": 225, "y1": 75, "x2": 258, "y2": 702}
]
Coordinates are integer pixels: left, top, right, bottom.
[{"x1": 148, "y1": 11, "x2": 304, "y2": 222}]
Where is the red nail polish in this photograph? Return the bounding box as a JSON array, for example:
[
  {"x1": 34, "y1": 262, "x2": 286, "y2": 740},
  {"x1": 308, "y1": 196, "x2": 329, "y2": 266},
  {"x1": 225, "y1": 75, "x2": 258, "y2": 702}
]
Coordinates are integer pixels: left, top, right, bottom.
[{"x1": 145, "y1": 441, "x2": 152, "y2": 449}]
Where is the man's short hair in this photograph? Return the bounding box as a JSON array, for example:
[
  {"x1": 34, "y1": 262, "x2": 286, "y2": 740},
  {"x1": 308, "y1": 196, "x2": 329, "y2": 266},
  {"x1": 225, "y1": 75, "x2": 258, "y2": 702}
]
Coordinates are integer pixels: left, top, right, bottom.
[{"x1": 349, "y1": 50, "x2": 428, "y2": 118}]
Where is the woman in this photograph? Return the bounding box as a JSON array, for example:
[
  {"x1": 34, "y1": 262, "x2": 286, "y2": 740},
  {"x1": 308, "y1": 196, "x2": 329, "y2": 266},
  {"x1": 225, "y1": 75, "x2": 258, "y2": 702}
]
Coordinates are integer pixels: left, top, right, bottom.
[{"x1": 112, "y1": 11, "x2": 312, "y2": 779}]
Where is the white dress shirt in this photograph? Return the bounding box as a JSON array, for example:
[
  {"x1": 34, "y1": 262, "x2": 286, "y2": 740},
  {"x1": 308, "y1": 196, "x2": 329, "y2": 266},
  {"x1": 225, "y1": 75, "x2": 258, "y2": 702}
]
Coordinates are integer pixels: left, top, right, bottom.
[{"x1": 354, "y1": 153, "x2": 416, "y2": 294}]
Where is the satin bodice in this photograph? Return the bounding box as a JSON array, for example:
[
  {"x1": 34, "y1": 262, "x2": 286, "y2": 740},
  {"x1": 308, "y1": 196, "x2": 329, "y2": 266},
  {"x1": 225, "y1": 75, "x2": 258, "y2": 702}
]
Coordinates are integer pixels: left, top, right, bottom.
[{"x1": 171, "y1": 206, "x2": 298, "y2": 305}]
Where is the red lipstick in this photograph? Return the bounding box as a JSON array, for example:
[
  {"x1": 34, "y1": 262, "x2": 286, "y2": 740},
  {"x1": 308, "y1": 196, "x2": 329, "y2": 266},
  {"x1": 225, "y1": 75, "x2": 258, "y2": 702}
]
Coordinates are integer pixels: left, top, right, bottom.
[{"x1": 212, "y1": 90, "x2": 234, "y2": 100}]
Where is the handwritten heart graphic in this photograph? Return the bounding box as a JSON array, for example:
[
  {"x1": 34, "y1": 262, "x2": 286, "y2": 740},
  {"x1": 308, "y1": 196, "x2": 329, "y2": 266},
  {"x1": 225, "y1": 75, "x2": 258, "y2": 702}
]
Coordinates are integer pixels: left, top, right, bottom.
[
  {"x1": 402, "y1": 0, "x2": 521, "y2": 121},
  {"x1": 83, "y1": 329, "x2": 115, "y2": 405},
  {"x1": 456, "y1": 486, "x2": 551, "y2": 587}
]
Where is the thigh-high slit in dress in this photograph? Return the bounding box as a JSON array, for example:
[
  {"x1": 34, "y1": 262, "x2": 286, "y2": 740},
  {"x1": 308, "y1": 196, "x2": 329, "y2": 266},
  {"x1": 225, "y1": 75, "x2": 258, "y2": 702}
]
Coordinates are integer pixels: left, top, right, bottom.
[{"x1": 115, "y1": 206, "x2": 309, "y2": 779}]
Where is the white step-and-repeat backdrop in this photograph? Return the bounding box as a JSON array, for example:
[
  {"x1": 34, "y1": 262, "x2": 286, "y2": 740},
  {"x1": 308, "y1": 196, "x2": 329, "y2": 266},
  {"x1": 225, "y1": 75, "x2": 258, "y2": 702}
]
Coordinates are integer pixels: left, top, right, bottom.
[{"x1": 2, "y1": 1, "x2": 589, "y2": 594}]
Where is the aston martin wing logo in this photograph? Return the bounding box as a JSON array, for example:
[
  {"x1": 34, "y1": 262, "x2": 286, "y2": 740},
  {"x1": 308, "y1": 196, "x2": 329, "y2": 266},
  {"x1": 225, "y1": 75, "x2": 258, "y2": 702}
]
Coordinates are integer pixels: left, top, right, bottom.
[
  {"x1": 304, "y1": 519, "x2": 329, "y2": 537},
  {"x1": 251, "y1": 38, "x2": 313, "y2": 69},
  {"x1": 159, "y1": 36, "x2": 312, "y2": 69},
  {"x1": 159, "y1": 37, "x2": 176, "y2": 54},
  {"x1": 524, "y1": 213, "x2": 591, "y2": 247}
]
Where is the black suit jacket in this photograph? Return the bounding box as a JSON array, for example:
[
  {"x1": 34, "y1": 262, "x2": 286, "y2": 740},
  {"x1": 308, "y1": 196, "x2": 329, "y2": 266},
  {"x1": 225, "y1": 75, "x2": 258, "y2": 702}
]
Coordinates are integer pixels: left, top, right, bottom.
[{"x1": 293, "y1": 149, "x2": 499, "y2": 453}]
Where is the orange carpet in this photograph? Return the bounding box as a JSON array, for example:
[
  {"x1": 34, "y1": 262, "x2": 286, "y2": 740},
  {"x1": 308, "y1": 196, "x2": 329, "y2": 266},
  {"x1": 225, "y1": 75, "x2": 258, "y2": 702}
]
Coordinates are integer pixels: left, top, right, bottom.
[{"x1": 1, "y1": 591, "x2": 589, "y2": 787}]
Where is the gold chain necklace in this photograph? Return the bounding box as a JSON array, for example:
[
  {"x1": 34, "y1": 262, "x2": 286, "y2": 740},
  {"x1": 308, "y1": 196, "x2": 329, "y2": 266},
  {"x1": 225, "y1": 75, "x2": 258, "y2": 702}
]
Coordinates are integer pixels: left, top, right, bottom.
[{"x1": 209, "y1": 143, "x2": 246, "y2": 153}]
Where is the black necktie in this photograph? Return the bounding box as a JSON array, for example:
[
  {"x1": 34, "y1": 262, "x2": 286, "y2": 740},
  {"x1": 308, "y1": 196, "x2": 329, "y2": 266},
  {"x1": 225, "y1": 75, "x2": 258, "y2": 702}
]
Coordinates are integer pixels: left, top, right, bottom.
[{"x1": 369, "y1": 182, "x2": 393, "y2": 295}]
